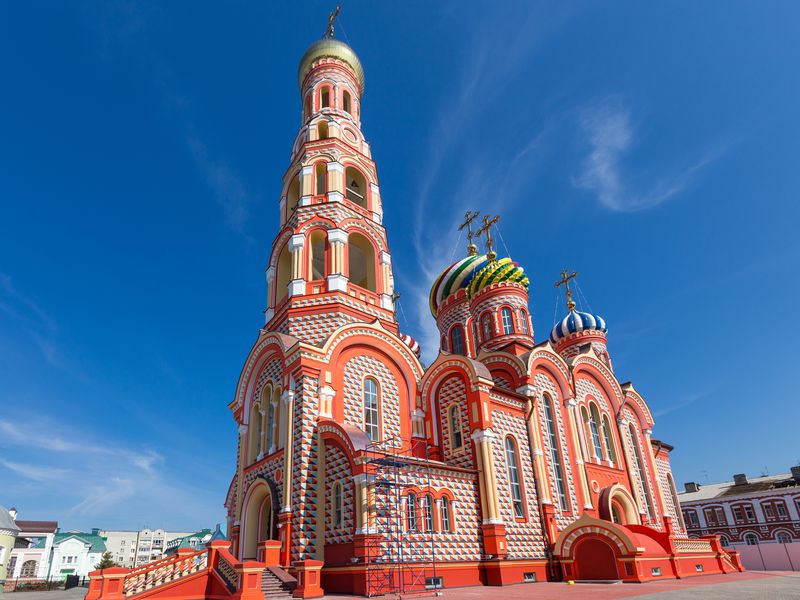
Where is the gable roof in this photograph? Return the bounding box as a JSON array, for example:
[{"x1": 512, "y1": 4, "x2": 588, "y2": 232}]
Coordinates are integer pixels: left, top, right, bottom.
[
  {"x1": 0, "y1": 506, "x2": 20, "y2": 533},
  {"x1": 53, "y1": 532, "x2": 107, "y2": 553}
]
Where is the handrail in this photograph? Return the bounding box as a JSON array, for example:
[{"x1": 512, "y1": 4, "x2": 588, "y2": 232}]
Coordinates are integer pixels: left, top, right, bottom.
[
  {"x1": 122, "y1": 551, "x2": 208, "y2": 597},
  {"x1": 214, "y1": 554, "x2": 238, "y2": 593}
]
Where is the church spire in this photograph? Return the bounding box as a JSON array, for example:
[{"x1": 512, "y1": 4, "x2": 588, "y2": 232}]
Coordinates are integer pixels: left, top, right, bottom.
[{"x1": 554, "y1": 268, "x2": 578, "y2": 312}]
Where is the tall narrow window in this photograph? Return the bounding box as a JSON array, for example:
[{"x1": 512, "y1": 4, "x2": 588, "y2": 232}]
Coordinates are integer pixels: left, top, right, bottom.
[
  {"x1": 286, "y1": 173, "x2": 300, "y2": 216},
  {"x1": 519, "y1": 309, "x2": 530, "y2": 335},
  {"x1": 363, "y1": 378, "x2": 379, "y2": 441},
  {"x1": 317, "y1": 121, "x2": 328, "y2": 140},
  {"x1": 315, "y1": 163, "x2": 327, "y2": 195},
  {"x1": 304, "y1": 94, "x2": 311, "y2": 120},
  {"x1": 745, "y1": 534, "x2": 759, "y2": 546},
  {"x1": 342, "y1": 90, "x2": 351, "y2": 114},
  {"x1": 628, "y1": 424, "x2": 655, "y2": 520},
  {"x1": 450, "y1": 326, "x2": 465, "y2": 355},
  {"x1": 440, "y1": 497, "x2": 451, "y2": 532},
  {"x1": 448, "y1": 405, "x2": 462, "y2": 449},
  {"x1": 501, "y1": 307, "x2": 514, "y2": 335},
  {"x1": 309, "y1": 230, "x2": 326, "y2": 280},
  {"x1": 333, "y1": 482, "x2": 343, "y2": 528},
  {"x1": 407, "y1": 493, "x2": 418, "y2": 531},
  {"x1": 505, "y1": 437, "x2": 525, "y2": 518},
  {"x1": 266, "y1": 400, "x2": 275, "y2": 451},
  {"x1": 321, "y1": 87, "x2": 330, "y2": 108},
  {"x1": 589, "y1": 404, "x2": 604, "y2": 460},
  {"x1": 348, "y1": 233, "x2": 376, "y2": 291},
  {"x1": 543, "y1": 395, "x2": 569, "y2": 511},
  {"x1": 602, "y1": 415, "x2": 617, "y2": 463},
  {"x1": 481, "y1": 313, "x2": 493, "y2": 341},
  {"x1": 423, "y1": 494, "x2": 434, "y2": 532}
]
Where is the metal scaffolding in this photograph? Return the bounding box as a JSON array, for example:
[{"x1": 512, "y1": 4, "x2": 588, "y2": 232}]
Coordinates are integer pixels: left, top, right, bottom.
[{"x1": 361, "y1": 436, "x2": 439, "y2": 597}]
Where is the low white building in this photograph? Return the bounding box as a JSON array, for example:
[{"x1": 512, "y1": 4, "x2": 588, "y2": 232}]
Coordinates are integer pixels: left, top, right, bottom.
[{"x1": 50, "y1": 530, "x2": 107, "y2": 578}]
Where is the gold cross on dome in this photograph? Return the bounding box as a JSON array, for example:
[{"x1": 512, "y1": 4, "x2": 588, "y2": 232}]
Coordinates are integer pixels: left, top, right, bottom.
[
  {"x1": 458, "y1": 210, "x2": 480, "y2": 256},
  {"x1": 323, "y1": 6, "x2": 341, "y2": 39},
  {"x1": 554, "y1": 268, "x2": 578, "y2": 312},
  {"x1": 476, "y1": 214, "x2": 500, "y2": 260}
]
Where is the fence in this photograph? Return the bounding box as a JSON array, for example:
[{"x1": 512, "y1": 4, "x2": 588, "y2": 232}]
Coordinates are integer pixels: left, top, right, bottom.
[
  {"x1": 731, "y1": 540, "x2": 800, "y2": 572},
  {"x1": 2, "y1": 576, "x2": 86, "y2": 593}
]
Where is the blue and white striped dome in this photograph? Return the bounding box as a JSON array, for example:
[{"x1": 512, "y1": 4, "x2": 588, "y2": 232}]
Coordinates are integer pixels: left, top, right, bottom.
[{"x1": 550, "y1": 310, "x2": 607, "y2": 344}]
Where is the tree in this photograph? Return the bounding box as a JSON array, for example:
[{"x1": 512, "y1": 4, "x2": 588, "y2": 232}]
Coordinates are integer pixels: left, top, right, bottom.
[{"x1": 95, "y1": 552, "x2": 118, "y2": 570}]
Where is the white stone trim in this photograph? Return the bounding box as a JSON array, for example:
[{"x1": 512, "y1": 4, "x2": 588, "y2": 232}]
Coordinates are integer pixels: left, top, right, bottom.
[
  {"x1": 288, "y1": 279, "x2": 305, "y2": 297},
  {"x1": 379, "y1": 251, "x2": 392, "y2": 266},
  {"x1": 327, "y1": 228, "x2": 348, "y2": 244},
  {"x1": 289, "y1": 234, "x2": 305, "y2": 251},
  {"x1": 327, "y1": 274, "x2": 348, "y2": 291}
]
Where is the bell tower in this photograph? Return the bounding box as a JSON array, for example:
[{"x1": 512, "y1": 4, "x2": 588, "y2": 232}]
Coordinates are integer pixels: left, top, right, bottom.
[{"x1": 263, "y1": 35, "x2": 398, "y2": 343}]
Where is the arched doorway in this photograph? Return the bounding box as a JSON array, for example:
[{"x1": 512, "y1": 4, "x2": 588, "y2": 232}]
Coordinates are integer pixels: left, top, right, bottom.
[
  {"x1": 573, "y1": 537, "x2": 619, "y2": 581},
  {"x1": 242, "y1": 482, "x2": 277, "y2": 560}
]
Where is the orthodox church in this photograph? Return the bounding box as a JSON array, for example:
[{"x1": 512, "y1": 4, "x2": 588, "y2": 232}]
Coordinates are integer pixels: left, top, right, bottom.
[{"x1": 220, "y1": 34, "x2": 743, "y2": 596}]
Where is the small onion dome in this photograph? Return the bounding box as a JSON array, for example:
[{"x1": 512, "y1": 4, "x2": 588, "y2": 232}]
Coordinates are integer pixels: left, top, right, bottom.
[
  {"x1": 467, "y1": 257, "x2": 529, "y2": 299},
  {"x1": 400, "y1": 333, "x2": 421, "y2": 357},
  {"x1": 429, "y1": 254, "x2": 493, "y2": 317},
  {"x1": 298, "y1": 39, "x2": 365, "y2": 95},
  {"x1": 550, "y1": 310, "x2": 608, "y2": 344}
]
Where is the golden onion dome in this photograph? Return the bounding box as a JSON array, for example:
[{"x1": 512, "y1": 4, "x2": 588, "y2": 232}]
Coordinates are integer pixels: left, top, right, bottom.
[{"x1": 297, "y1": 39, "x2": 365, "y2": 95}]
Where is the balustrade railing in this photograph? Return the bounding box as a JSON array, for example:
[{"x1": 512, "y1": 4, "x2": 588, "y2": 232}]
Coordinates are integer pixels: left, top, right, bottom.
[
  {"x1": 214, "y1": 554, "x2": 238, "y2": 593},
  {"x1": 673, "y1": 538, "x2": 713, "y2": 554},
  {"x1": 123, "y1": 550, "x2": 208, "y2": 597}
]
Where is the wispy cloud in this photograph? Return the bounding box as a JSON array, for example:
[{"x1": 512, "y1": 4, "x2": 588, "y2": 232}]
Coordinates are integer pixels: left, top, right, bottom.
[
  {"x1": 403, "y1": 4, "x2": 572, "y2": 363},
  {"x1": 0, "y1": 459, "x2": 71, "y2": 482},
  {"x1": 652, "y1": 389, "x2": 714, "y2": 418},
  {"x1": 186, "y1": 129, "x2": 254, "y2": 240},
  {"x1": 574, "y1": 99, "x2": 725, "y2": 212}
]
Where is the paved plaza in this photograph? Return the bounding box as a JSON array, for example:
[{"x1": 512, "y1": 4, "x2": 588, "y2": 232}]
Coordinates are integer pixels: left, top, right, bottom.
[{"x1": 4, "y1": 572, "x2": 799, "y2": 600}]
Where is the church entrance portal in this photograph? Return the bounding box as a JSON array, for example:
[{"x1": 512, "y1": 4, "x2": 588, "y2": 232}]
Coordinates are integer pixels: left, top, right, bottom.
[{"x1": 573, "y1": 537, "x2": 619, "y2": 581}]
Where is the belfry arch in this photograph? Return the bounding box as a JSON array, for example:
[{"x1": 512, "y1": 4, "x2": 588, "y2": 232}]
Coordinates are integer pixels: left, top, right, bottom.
[{"x1": 347, "y1": 232, "x2": 376, "y2": 292}]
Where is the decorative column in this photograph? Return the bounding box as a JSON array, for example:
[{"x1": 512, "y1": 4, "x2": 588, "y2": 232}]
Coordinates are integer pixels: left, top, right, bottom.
[
  {"x1": 564, "y1": 397, "x2": 593, "y2": 509},
  {"x1": 352, "y1": 473, "x2": 381, "y2": 562},
  {"x1": 378, "y1": 251, "x2": 393, "y2": 311},
  {"x1": 264, "y1": 266, "x2": 276, "y2": 324},
  {"x1": 642, "y1": 428, "x2": 668, "y2": 525},
  {"x1": 317, "y1": 385, "x2": 334, "y2": 418},
  {"x1": 288, "y1": 234, "x2": 306, "y2": 297},
  {"x1": 472, "y1": 428, "x2": 507, "y2": 558},
  {"x1": 617, "y1": 416, "x2": 646, "y2": 521},
  {"x1": 327, "y1": 161, "x2": 344, "y2": 202},
  {"x1": 300, "y1": 165, "x2": 313, "y2": 205},
  {"x1": 314, "y1": 438, "x2": 326, "y2": 560},
  {"x1": 278, "y1": 389, "x2": 296, "y2": 567},
  {"x1": 326, "y1": 228, "x2": 348, "y2": 292},
  {"x1": 370, "y1": 183, "x2": 382, "y2": 223}
]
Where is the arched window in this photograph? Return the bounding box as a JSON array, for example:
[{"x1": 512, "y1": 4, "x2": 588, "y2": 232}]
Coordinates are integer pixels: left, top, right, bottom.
[
  {"x1": 423, "y1": 494, "x2": 434, "y2": 532},
  {"x1": 448, "y1": 405, "x2": 463, "y2": 449},
  {"x1": 315, "y1": 163, "x2": 327, "y2": 195},
  {"x1": 265, "y1": 391, "x2": 276, "y2": 452},
  {"x1": 666, "y1": 473, "x2": 684, "y2": 529},
  {"x1": 321, "y1": 87, "x2": 330, "y2": 108},
  {"x1": 744, "y1": 533, "x2": 759, "y2": 546},
  {"x1": 505, "y1": 437, "x2": 525, "y2": 518},
  {"x1": 519, "y1": 309, "x2": 530, "y2": 335},
  {"x1": 777, "y1": 531, "x2": 792, "y2": 544},
  {"x1": 342, "y1": 90, "x2": 352, "y2": 114},
  {"x1": 628, "y1": 423, "x2": 655, "y2": 520},
  {"x1": 501, "y1": 307, "x2": 514, "y2": 335},
  {"x1": 275, "y1": 243, "x2": 292, "y2": 304},
  {"x1": 719, "y1": 535, "x2": 731, "y2": 547},
  {"x1": 363, "y1": 377, "x2": 379, "y2": 441},
  {"x1": 450, "y1": 326, "x2": 465, "y2": 355},
  {"x1": 20, "y1": 560, "x2": 37, "y2": 578},
  {"x1": 481, "y1": 313, "x2": 493, "y2": 341},
  {"x1": 348, "y1": 233, "x2": 376, "y2": 292},
  {"x1": 286, "y1": 173, "x2": 300, "y2": 216},
  {"x1": 611, "y1": 502, "x2": 623, "y2": 524},
  {"x1": 602, "y1": 415, "x2": 617, "y2": 464},
  {"x1": 589, "y1": 404, "x2": 604, "y2": 460},
  {"x1": 309, "y1": 230, "x2": 326, "y2": 280},
  {"x1": 304, "y1": 94, "x2": 311, "y2": 120},
  {"x1": 440, "y1": 497, "x2": 452, "y2": 533},
  {"x1": 332, "y1": 481, "x2": 343, "y2": 528},
  {"x1": 345, "y1": 167, "x2": 367, "y2": 208},
  {"x1": 407, "y1": 493, "x2": 418, "y2": 531},
  {"x1": 317, "y1": 121, "x2": 329, "y2": 140},
  {"x1": 543, "y1": 394, "x2": 569, "y2": 511},
  {"x1": 249, "y1": 402, "x2": 262, "y2": 462},
  {"x1": 6, "y1": 555, "x2": 16, "y2": 578}
]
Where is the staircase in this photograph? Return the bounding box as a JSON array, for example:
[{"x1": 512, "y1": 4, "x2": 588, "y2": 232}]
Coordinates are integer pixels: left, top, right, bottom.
[{"x1": 261, "y1": 566, "x2": 296, "y2": 600}]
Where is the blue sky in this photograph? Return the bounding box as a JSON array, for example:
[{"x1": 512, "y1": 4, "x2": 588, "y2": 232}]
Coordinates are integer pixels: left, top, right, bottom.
[{"x1": 1, "y1": 1, "x2": 799, "y2": 531}]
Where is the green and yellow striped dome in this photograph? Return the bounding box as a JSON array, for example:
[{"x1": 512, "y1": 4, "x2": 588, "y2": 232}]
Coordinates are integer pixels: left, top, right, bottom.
[{"x1": 467, "y1": 257, "x2": 529, "y2": 299}]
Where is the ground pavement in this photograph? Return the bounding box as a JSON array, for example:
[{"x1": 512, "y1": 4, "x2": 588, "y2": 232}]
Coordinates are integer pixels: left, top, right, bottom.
[{"x1": 4, "y1": 572, "x2": 798, "y2": 600}]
